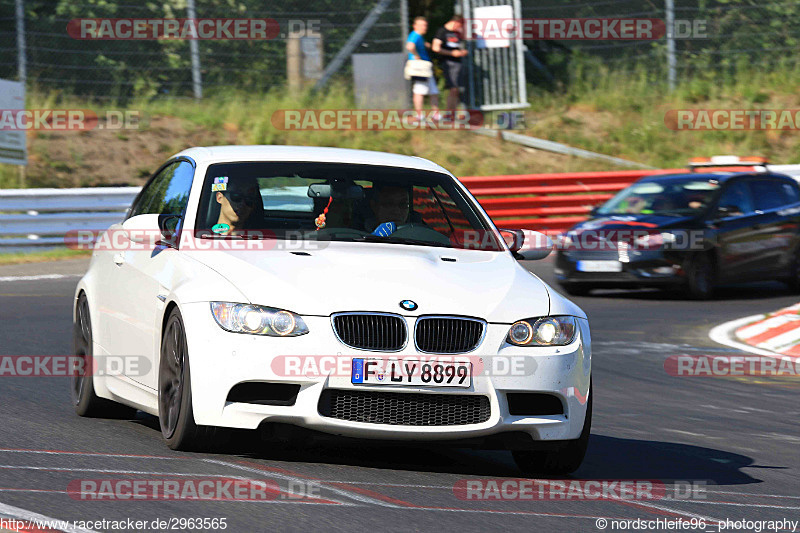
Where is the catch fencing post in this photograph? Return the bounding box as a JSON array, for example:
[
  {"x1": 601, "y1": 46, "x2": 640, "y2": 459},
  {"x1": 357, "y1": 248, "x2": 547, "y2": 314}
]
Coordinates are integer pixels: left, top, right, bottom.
[
  {"x1": 666, "y1": 0, "x2": 676, "y2": 91},
  {"x1": 186, "y1": 0, "x2": 203, "y2": 99}
]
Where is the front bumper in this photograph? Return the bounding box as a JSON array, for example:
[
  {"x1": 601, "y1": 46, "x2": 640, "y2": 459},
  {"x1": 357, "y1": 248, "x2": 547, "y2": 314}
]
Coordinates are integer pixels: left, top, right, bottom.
[
  {"x1": 555, "y1": 249, "x2": 688, "y2": 288},
  {"x1": 180, "y1": 302, "x2": 591, "y2": 444}
]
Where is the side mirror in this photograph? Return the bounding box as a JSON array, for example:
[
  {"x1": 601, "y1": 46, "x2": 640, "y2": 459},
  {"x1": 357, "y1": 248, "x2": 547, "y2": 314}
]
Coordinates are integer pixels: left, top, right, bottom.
[
  {"x1": 589, "y1": 206, "x2": 600, "y2": 216},
  {"x1": 499, "y1": 229, "x2": 553, "y2": 260},
  {"x1": 713, "y1": 205, "x2": 741, "y2": 222},
  {"x1": 121, "y1": 214, "x2": 181, "y2": 247}
]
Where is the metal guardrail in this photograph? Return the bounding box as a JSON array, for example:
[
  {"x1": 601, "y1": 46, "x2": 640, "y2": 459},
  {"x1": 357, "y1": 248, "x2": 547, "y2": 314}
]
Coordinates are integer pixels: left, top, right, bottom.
[
  {"x1": 0, "y1": 187, "x2": 139, "y2": 249},
  {"x1": 2, "y1": 164, "x2": 799, "y2": 251}
]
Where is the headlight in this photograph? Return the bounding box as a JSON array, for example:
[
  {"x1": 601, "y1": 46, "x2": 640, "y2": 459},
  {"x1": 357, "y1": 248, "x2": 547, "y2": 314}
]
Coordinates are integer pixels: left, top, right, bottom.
[
  {"x1": 507, "y1": 316, "x2": 577, "y2": 346},
  {"x1": 210, "y1": 302, "x2": 308, "y2": 337},
  {"x1": 634, "y1": 232, "x2": 676, "y2": 250}
]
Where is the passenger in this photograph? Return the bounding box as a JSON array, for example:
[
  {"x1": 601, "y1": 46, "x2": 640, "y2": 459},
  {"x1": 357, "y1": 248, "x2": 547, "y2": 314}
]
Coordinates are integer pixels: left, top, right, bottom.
[{"x1": 213, "y1": 178, "x2": 262, "y2": 235}]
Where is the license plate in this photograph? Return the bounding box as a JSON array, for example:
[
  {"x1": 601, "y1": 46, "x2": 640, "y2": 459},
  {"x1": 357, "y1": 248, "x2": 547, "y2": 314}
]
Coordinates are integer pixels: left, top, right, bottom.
[
  {"x1": 351, "y1": 358, "x2": 471, "y2": 388},
  {"x1": 576, "y1": 260, "x2": 622, "y2": 272}
]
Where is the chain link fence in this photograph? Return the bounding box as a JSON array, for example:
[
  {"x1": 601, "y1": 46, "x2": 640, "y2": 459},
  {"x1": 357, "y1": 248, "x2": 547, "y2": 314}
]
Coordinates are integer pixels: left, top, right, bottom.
[{"x1": 1, "y1": 0, "x2": 798, "y2": 99}]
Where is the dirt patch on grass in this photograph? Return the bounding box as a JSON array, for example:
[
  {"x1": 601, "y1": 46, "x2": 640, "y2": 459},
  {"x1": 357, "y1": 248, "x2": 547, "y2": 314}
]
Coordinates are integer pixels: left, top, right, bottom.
[{"x1": 26, "y1": 116, "x2": 236, "y2": 188}]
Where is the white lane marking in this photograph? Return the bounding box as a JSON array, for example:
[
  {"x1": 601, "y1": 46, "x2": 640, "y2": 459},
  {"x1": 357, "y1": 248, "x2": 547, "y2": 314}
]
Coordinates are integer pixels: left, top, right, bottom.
[
  {"x1": 0, "y1": 488, "x2": 342, "y2": 506},
  {"x1": 203, "y1": 458, "x2": 404, "y2": 508},
  {"x1": 0, "y1": 500, "x2": 99, "y2": 533},
  {"x1": 0, "y1": 464, "x2": 349, "y2": 504},
  {"x1": 675, "y1": 500, "x2": 800, "y2": 510},
  {"x1": 0, "y1": 274, "x2": 80, "y2": 282},
  {"x1": 0, "y1": 448, "x2": 179, "y2": 459},
  {"x1": 708, "y1": 314, "x2": 780, "y2": 356},
  {"x1": 704, "y1": 490, "x2": 800, "y2": 499}
]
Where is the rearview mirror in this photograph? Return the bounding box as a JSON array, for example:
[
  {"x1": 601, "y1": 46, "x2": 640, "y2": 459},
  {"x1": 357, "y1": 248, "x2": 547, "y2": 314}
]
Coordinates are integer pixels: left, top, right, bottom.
[{"x1": 307, "y1": 182, "x2": 364, "y2": 200}]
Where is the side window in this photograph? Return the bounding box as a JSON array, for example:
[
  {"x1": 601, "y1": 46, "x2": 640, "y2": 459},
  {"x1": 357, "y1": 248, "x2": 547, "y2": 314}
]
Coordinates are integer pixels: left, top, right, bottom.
[
  {"x1": 782, "y1": 182, "x2": 800, "y2": 205},
  {"x1": 717, "y1": 181, "x2": 754, "y2": 217},
  {"x1": 749, "y1": 180, "x2": 793, "y2": 211},
  {"x1": 129, "y1": 160, "x2": 194, "y2": 218}
]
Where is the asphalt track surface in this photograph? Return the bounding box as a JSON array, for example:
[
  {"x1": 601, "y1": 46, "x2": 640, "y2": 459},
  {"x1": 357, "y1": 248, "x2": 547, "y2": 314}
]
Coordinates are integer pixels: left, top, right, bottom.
[{"x1": 0, "y1": 256, "x2": 797, "y2": 533}]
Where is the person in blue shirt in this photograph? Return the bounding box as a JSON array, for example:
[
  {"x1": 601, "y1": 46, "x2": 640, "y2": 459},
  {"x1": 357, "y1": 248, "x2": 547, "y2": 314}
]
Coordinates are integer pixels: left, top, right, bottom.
[{"x1": 405, "y1": 16, "x2": 440, "y2": 118}]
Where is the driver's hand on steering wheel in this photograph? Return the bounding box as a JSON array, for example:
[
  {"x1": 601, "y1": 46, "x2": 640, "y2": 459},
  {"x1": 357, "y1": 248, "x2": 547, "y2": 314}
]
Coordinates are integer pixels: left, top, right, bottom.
[{"x1": 372, "y1": 222, "x2": 397, "y2": 237}]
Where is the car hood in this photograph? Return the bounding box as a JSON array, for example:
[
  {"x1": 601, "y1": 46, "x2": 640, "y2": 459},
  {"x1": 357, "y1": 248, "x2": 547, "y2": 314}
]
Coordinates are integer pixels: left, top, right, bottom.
[{"x1": 183, "y1": 242, "x2": 552, "y2": 322}]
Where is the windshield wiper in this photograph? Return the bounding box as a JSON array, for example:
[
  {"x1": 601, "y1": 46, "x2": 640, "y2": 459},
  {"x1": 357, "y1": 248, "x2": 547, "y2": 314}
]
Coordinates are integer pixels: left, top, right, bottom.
[{"x1": 352, "y1": 234, "x2": 450, "y2": 248}]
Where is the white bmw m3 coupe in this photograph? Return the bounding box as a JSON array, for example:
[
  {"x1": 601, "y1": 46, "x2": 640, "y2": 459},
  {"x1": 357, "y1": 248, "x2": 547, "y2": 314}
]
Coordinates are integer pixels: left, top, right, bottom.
[{"x1": 73, "y1": 146, "x2": 592, "y2": 474}]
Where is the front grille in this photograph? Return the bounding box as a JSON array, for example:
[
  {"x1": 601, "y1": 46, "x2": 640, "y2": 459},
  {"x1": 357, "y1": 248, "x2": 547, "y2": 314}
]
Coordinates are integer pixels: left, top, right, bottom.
[
  {"x1": 332, "y1": 313, "x2": 406, "y2": 351},
  {"x1": 415, "y1": 316, "x2": 485, "y2": 353},
  {"x1": 318, "y1": 389, "x2": 491, "y2": 426}
]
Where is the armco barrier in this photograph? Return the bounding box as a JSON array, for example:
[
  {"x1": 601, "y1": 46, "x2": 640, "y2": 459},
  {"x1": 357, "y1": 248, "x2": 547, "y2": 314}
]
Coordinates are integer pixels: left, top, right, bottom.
[
  {"x1": 2, "y1": 165, "x2": 799, "y2": 251},
  {"x1": 0, "y1": 187, "x2": 138, "y2": 248},
  {"x1": 460, "y1": 169, "x2": 683, "y2": 233},
  {"x1": 461, "y1": 165, "x2": 800, "y2": 232}
]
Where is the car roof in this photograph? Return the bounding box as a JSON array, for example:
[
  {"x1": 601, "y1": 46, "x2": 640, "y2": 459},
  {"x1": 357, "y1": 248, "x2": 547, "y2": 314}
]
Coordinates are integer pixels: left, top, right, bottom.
[
  {"x1": 637, "y1": 171, "x2": 796, "y2": 184},
  {"x1": 172, "y1": 145, "x2": 451, "y2": 175}
]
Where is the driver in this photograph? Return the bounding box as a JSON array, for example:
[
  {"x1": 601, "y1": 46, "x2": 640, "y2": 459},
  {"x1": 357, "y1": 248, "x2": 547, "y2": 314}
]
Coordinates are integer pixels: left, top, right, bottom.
[
  {"x1": 213, "y1": 177, "x2": 261, "y2": 235},
  {"x1": 369, "y1": 184, "x2": 410, "y2": 236}
]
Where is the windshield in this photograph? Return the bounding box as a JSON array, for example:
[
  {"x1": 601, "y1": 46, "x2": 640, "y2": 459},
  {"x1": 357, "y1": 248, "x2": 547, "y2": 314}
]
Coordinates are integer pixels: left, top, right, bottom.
[
  {"x1": 597, "y1": 178, "x2": 721, "y2": 216},
  {"x1": 195, "y1": 162, "x2": 503, "y2": 251}
]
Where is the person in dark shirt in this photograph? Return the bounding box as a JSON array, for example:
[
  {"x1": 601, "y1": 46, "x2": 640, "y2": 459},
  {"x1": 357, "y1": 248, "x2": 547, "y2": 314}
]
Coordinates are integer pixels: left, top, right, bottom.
[{"x1": 432, "y1": 16, "x2": 468, "y2": 110}]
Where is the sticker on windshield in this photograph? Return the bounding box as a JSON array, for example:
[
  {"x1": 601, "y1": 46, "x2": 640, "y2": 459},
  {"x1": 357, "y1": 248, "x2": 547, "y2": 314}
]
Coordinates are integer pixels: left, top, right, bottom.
[
  {"x1": 211, "y1": 176, "x2": 228, "y2": 192},
  {"x1": 211, "y1": 223, "x2": 230, "y2": 234}
]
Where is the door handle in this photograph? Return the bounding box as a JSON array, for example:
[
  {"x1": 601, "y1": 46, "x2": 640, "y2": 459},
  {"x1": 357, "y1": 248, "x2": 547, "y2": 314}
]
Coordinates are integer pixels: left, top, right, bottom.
[{"x1": 113, "y1": 253, "x2": 124, "y2": 266}]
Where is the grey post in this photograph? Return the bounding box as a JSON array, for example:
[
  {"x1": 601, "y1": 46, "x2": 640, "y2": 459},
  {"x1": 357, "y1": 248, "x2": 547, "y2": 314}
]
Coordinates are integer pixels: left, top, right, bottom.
[
  {"x1": 186, "y1": 0, "x2": 203, "y2": 99},
  {"x1": 400, "y1": 0, "x2": 408, "y2": 49},
  {"x1": 15, "y1": 0, "x2": 26, "y2": 84},
  {"x1": 665, "y1": 0, "x2": 676, "y2": 90}
]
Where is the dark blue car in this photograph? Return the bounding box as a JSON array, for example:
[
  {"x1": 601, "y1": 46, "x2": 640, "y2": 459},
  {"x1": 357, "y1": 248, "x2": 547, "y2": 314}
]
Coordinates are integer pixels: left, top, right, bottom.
[{"x1": 555, "y1": 171, "x2": 800, "y2": 299}]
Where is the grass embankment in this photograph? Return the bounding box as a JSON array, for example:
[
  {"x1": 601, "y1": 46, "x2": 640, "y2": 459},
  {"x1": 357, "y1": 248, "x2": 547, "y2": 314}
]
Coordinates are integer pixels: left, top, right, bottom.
[
  {"x1": 2, "y1": 63, "x2": 800, "y2": 189},
  {"x1": 525, "y1": 61, "x2": 800, "y2": 169}
]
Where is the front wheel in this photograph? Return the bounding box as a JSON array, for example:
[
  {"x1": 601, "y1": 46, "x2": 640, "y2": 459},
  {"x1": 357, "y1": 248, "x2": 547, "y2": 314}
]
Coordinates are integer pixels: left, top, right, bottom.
[
  {"x1": 784, "y1": 247, "x2": 800, "y2": 294},
  {"x1": 512, "y1": 382, "x2": 592, "y2": 475},
  {"x1": 685, "y1": 253, "x2": 715, "y2": 300},
  {"x1": 560, "y1": 283, "x2": 591, "y2": 297},
  {"x1": 158, "y1": 307, "x2": 227, "y2": 451}
]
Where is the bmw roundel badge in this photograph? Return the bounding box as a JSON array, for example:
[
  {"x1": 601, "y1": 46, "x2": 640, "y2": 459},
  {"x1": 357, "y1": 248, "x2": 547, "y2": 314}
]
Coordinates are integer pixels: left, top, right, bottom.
[{"x1": 399, "y1": 300, "x2": 418, "y2": 311}]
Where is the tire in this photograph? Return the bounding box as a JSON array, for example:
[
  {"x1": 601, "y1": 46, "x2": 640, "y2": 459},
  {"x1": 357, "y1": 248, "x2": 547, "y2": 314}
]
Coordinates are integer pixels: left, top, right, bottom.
[
  {"x1": 158, "y1": 307, "x2": 227, "y2": 451},
  {"x1": 72, "y1": 293, "x2": 136, "y2": 419},
  {"x1": 560, "y1": 283, "x2": 591, "y2": 297},
  {"x1": 685, "y1": 253, "x2": 715, "y2": 300},
  {"x1": 512, "y1": 382, "x2": 592, "y2": 476},
  {"x1": 784, "y1": 247, "x2": 800, "y2": 294}
]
